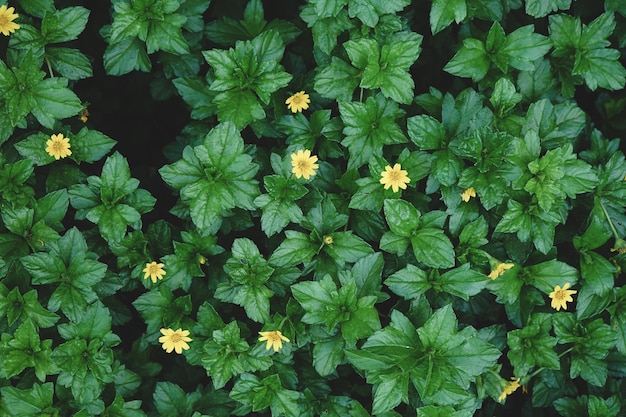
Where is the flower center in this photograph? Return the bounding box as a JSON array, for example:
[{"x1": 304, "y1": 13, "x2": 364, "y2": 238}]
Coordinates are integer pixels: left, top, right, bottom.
[
  {"x1": 52, "y1": 141, "x2": 64, "y2": 152},
  {"x1": 147, "y1": 265, "x2": 158, "y2": 274},
  {"x1": 170, "y1": 333, "x2": 182, "y2": 343},
  {"x1": 268, "y1": 333, "x2": 280, "y2": 342},
  {"x1": 0, "y1": 16, "x2": 8, "y2": 26},
  {"x1": 292, "y1": 96, "x2": 303, "y2": 105},
  {"x1": 554, "y1": 290, "x2": 566, "y2": 300},
  {"x1": 389, "y1": 171, "x2": 401, "y2": 182},
  {"x1": 297, "y1": 160, "x2": 308, "y2": 169}
]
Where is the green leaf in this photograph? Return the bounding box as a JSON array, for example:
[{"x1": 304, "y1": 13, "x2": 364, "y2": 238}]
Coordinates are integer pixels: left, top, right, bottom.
[
  {"x1": 574, "y1": 48, "x2": 626, "y2": 91},
  {"x1": 41, "y1": 6, "x2": 90, "y2": 43},
  {"x1": 371, "y1": 372, "x2": 408, "y2": 415},
  {"x1": 312, "y1": 335, "x2": 346, "y2": 376},
  {"x1": 72, "y1": 127, "x2": 117, "y2": 163},
  {"x1": 430, "y1": 0, "x2": 467, "y2": 35},
  {"x1": 291, "y1": 275, "x2": 335, "y2": 325},
  {"x1": 269, "y1": 230, "x2": 317, "y2": 267},
  {"x1": 324, "y1": 231, "x2": 374, "y2": 264},
  {"x1": 580, "y1": 251, "x2": 615, "y2": 296},
  {"x1": 444, "y1": 38, "x2": 489, "y2": 82},
  {"x1": 57, "y1": 301, "x2": 115, "y2": 342},
  {"x1": 379, "y1": 230, "x2": 410, "y2": 256},
  {"x1": 527, "y1": 259, "x2": 578, "y2": 293},
  {"x1": 347, "y1": 0, "x2": 410, "y2": 27},
  {"x1": 153, "y1": 382, "x2": 192, "y2": 417},
  {"x1": 383, "y1": 199, "x2": 420, "y2": 237},
  {"x1": 160, "y1": 122, "x2": 259, "y2": 230},
  {"x1": 300, "y1": 6, "x2": 352, "y2": 54},
  {"x1": 0, "y1": 383, "x2": 55, "y2": 416},
  {"x1": 19, "y1": 289, "x2": 60, "y2": 328},
  {"x1": 411, "y1": 228, "x2": 455, "y2": 269},
  {"x1": 314, "y1": 57, "x2": 360, "y2": 101},
  {"x1": 31, "y1": 77, "x2": 83, "y2": 129},
  {"x1": 507, "y1": 314, "x2": 559, "y2": 375},
  {"x1": 204, "y1": 30, "x2": 291, "y2": 128},
  {"x1": 407, "y1": 114, "x2": 446, "y2": 150},
  {"x1": 339, "y1": 94, "x2": 407, "y2": 169},
  {"x1": 104, "y1": 37, "x2": 152, "y2": 75},
  {"x1": 501, "y1": 25, "x2": 552, "y2": 71},
  {"x1": 172, "y1": 76, "x2": 217, "y2": 120},
  {"x1": 46, "y1": 47, "x2": 93, "y2": 80},
  {"x1": 18, "y1": 0, "x2": 54, "y2": 18},
  {"x1": 438, "y1": 264, "x2": 488, "y2": 300},
  {"x1": 526, "y1": 0, "x2": 572, "y2": 18},
  {"x1": 385, "y1": 264, "x2": 429, "y2": 300}
]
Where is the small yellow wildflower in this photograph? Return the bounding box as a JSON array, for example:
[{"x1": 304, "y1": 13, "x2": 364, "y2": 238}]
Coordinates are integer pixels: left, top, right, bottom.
[
  {"x1": 379, "y1": 163, "x2": 410, "y2": 193},
  {"x1": 610, "y1": 238, "x2": 626, "y2": 254},
  {"x1": 549, "y1": 283, "x2": 577, "y2": 311},
  {"x1": 80, "y1": 108, "x2": 89, "y2": 123},
  {"x1": 460, "y1": 187, "x2": 476, "y2": 202},
  {"x1": 291, "y1": 149, "x2": 319, "y2": 179},
  {"x1": 258, "y1": 330, "x2": 290, "y2": 352},
  {"x1": 159, "y1": 328, "x2": 192, "y2": 354},
  {"x1": 498, "y1": 377, "x2": 521, "y2": 402},
  {"x1": 0, "y1": 5, "x2": 20, "y2": 36},
  {"x1": 143, "y1": 261, "x2": 166, "y2": 284},
  {"x1": 488, "y1": 262, "x2": 514, "y2": 280},
  {"x1": 324, "y1": 235, "x2": 333, "y2": 245},
  {"x1": 199, "y1": 256, "x2": 207, "y2": 265},
  {"x1": 285, "y1": 91, "x2": 310, "y2": 113},
  {"x1": 45, "y1": 134, "x2": 72, "y2": 160}
]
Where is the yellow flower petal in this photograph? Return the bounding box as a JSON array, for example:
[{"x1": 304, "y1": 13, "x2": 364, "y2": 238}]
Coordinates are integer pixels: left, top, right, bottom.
[
  {"x1": 258, "y1": 330, "x2": 290, "y2": 352},
  {"x1": 0, "y1": 5, "x2": 20, "y2": 36},
  {"x1": 45, "y1": 133, "x2": 72, "y2": 160},
  {"x1": 159, "y1": 328, "x2": 192, "y2": 354},
  {"x1": 285, "y1": 91, "x2": 310, "y2": 113},
  {"x1": 291, "y1": 149, "x2": 319, "y2": 179},
  {"x1": 379, "y1": 163, "x2": 410, "y2": 193},
  {"x1": 143, "y1": 261, "x2": 166, "y2": 284}
]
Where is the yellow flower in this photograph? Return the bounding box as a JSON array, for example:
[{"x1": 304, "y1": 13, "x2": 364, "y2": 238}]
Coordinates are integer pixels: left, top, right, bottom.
[
  {"x1": 45, "y1": 133, "x2": 72, "y2": 160},
  {"x1": 159, "y1": 328, "x2": 192, "y2": 354},
  {"x1": 324, "y1": 235, "x2": 333, "y2": 245},
  {"x1": 291, "y1": 149, "x2": 319, "y2": 179},
  {"x1": 549, "y1": 283, "x2": 577, "y2": 311},
  {"x1": 498, "y1": 377, "x2": 521, "y2": 402},
  {"x1": 258, "y1": 330, "x2": 290, "y2": 352},
  {"x1": 0, "y1": 5, "x2": 20, "y2": 36},
  {"x1": 488, "y1": 262, "x2": 514, "y2": 280},
  {"x1": 143, "y1": 261, "x2": 166, "y2": 284},
  {"x1": 80, "y1": 108, "x2": 89, "y2": 123},
  {"x1": 610, "y1": 238, "x2": 626, "y2": 254},
  {"x1": 460, "y1": 187, "x2": 476, "y2": 202},
  {"x1": 285, "y1": 91, "x2": 310, "y2": 113},
  {"x1": 379, "y1": 163, "x2": 410, "y2": 193}
]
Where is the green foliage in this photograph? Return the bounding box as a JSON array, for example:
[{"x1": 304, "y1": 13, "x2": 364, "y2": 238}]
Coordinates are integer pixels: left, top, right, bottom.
[{"x1": 2, "y1": 0, "x2": 626, "y2": 416}]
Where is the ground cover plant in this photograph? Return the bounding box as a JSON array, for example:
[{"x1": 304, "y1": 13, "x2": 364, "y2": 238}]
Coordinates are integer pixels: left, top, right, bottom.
[{"x1": 1, "y1": 0, "x2": 626, "y2": 415}]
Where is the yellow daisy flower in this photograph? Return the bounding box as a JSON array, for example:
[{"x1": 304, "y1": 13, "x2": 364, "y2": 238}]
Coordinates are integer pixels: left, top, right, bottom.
[
  {"x1": 291, "y1": 149, "x2": 319, "y2": 179},
  {"x1": 159, "y1": 328, "x2": 192, "y2": 354},
  {"x1": 549, "y1": 283, "x2": 577, "y2": 311},
  {"x1": 285, "y1": 91, "x2": 310, "y2": 113},
  {"x1": 460, "y1": 187, "x2": 476, "y2": 202},
  {"x1": 487, "y1": 261, "x2": 514, "y2": 280},
  {"x1": 0, "y1": 5, "x2": 20, "y2": 36},
  {"x1": 379, "y1": 163, "x2": 410, "y2": 193},
  {"x1": 45, "y1": 133, "x2": 72, "y2": 160},
  {"x1": 498, "y1": 377, "x2": 521, "y2": 402},
  {"x1": 258, "y1": 330, "x2": 290, "y2": 352},
  {"x1": 323, "y1": 235, "x2": 333, "y2": 245},
  {"x1": 143, "y1": 261, "x2": 166, "y2": 284}
]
